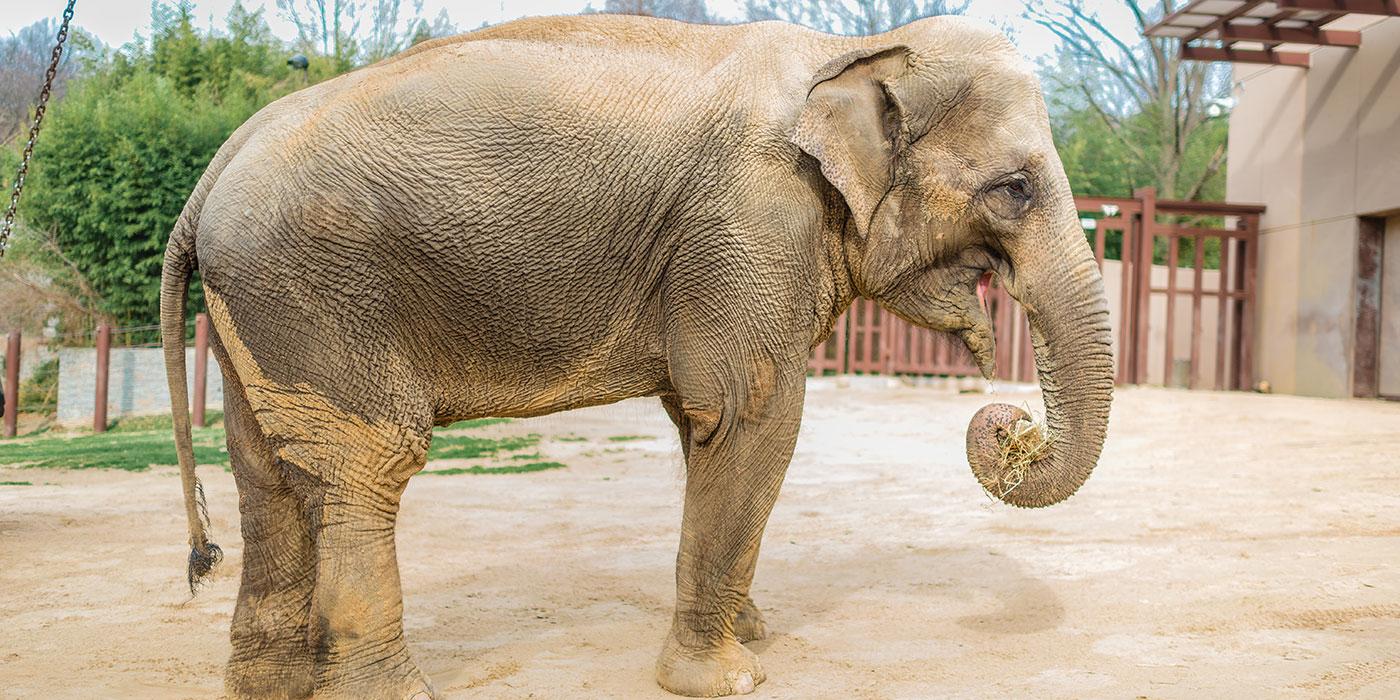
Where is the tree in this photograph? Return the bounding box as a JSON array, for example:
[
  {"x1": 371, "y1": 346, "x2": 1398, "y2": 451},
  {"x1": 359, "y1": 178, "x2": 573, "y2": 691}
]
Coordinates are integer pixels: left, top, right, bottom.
[
  {"x1": 1028, "y1": 0, "x2": 1230, "y2": 201},
  {"x1": 0, "y1": 19, "x2": 93, "y2": 143},
  {"x1": 744, "y1": 0, "x2": 968, "y2": 35},
  {"x1": 601, "y1": 0, "x2": 714, "y2": 23},
  {"x1": 14, "y1": 3, "x2": 304, "y2": 330},
  {"x1": 277, "y1": 0, "x2": 454, "y2": 69}
]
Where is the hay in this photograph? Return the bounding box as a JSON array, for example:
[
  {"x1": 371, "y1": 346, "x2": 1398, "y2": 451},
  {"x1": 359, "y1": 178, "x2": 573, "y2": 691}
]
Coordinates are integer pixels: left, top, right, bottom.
[{"x1": 986, "y1": 413, "x2": 1056, "y2": 500}]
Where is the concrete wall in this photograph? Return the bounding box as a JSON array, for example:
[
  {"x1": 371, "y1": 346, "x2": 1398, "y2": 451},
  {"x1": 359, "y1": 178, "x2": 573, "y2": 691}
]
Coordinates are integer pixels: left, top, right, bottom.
[
  {"x1": 1227, "y1": 16, "x2": 1400, "y2": 398},
  {"x1": 57, "y1": 348, "x2": 223, "y2": 426}
]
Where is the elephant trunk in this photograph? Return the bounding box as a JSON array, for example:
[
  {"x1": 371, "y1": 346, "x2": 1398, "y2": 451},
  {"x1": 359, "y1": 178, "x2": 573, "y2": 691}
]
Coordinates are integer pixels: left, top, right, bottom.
[{"x1": 966, "y1": 211, "x2": 1114, "y2": 508}]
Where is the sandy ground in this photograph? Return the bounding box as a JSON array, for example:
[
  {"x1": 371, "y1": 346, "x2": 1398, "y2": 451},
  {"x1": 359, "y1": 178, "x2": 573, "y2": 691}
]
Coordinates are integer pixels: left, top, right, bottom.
[{"x1": 2, "y1": 381, "x2": 1399, "y2": 699}]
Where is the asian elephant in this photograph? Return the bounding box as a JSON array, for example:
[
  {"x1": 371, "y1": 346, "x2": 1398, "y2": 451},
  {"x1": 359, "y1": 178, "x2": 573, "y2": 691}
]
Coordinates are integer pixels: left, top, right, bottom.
[{"x1": 160, "y1": 13, "x2": 1112, "y2": 699}]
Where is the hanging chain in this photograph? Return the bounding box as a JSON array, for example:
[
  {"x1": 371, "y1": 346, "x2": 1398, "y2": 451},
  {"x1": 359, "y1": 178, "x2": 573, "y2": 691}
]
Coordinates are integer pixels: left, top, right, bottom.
[{"x1": 0, "y1": 0, "x2": 78, "y2": 261}]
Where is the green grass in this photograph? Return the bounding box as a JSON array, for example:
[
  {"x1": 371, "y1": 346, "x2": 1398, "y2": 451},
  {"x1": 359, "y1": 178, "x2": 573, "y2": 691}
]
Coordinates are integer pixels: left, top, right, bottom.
[
  {"x1": 0, "y1": 480, "x2": 33, "y2": 486},
  {"x1": 555, "y1": 435, "x2": 587, "y2": 442},
  {"x1": 441, "y1": 417, "x2": 511, "y2": 430},
  {"x1": 0, "y1": 413, "x2": 566, "y2": 475},
  {"x1": 0, "y1": 428, "x2": 228, "y2": 471},
  {"x1": 108, "y1": 411, "x2": 225, "y2": 432},
  {"x1": 428, "y1": 433, "x2": 539, "y2": 460},
  {"x1": 422, "y1": 461, "x2": 565, "y2": 476},
  {"x1": 606, "y1": 435, "x2": 650, "y2": 442}
]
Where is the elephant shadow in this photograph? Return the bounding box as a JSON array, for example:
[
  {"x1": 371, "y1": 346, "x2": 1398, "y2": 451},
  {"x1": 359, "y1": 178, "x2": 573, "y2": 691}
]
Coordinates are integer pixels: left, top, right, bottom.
[{"x1": 750, "y1": 541, "x2": 1066, "y2": 647}]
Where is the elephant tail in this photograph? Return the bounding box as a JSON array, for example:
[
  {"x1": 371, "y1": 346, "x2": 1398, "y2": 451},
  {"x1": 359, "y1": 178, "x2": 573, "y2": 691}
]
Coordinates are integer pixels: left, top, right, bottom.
[{"x1": 161, "y1": 200, "x2": 221, "y2": 594}]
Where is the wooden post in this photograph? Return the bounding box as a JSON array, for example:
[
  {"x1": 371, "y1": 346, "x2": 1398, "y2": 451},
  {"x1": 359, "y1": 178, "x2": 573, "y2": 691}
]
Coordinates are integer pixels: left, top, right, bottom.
[
  {"x1": 1240, "y1": 216, "x2": 1259, "y2": 390},
  {"x1": 3, "y1": 331, "x2": 19, "y2": 438},
  {"x1": 193, "y1": 313, "x2": 209, "y2": 427},
  {"x1": 881, "y1": 308, "x2": 895, "y2": 375},
  {"x1": 93, "y1": 324, "x2": 111, "y2": 433},
  {"x1": 1164, "y1": 235, "x2": 1179, "y2": 387},
  {"x1": 1133, "y1": 187, "x2": 1157, "y2": 385},
  {"x1": 1117, "y1": 214, "x2": 1136, "y2": 385},
  {"x1": 1215, "y1": 233, "x2": 1233, "y2": 391},
  {"x1": 1189, "y1": 234, "x2": 1205, "y2": 390}
]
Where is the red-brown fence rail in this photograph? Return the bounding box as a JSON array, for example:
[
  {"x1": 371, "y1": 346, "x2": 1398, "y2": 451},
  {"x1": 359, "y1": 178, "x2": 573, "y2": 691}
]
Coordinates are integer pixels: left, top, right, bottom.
[{"x1": 809, "y1": 188, "x2": 1264, "y2": 391}]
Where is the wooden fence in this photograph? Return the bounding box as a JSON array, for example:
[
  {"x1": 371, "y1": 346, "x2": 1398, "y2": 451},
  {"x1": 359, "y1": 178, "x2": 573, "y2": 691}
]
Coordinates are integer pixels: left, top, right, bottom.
[{"x1": 809, "y1": 188, "x2": 1264, "y2": 391}]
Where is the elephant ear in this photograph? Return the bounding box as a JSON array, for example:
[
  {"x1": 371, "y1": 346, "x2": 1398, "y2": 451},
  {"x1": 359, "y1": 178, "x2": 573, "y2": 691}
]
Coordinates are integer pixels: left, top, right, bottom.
[{"x1": 789, "y1": 46, "x2": 915, "y2": 239}]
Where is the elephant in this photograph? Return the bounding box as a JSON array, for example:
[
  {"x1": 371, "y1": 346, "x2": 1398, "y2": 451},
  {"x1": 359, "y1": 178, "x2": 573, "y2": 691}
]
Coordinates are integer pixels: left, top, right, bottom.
[{"x1": 160, "y1": 13, "x2": 1112, "y2": 699}]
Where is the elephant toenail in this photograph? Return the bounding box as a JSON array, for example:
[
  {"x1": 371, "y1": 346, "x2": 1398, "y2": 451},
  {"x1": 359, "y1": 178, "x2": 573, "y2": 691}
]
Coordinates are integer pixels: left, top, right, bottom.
[{"x1": 734, "y1": 671, "x2": 755, "y2": 694}]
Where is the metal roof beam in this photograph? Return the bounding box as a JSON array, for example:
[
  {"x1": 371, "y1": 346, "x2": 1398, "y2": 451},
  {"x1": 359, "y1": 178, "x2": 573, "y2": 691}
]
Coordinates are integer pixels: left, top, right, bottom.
[
  {"x1": 1217, "y1": 24, "x2": 1363, "y2": 45},
  {"x1": 1274, "y1": 0, "x2": 1400, "y2": 15},
  {"x1": 1181, "y1": 45, "x2": 1313, "y2": 66}
]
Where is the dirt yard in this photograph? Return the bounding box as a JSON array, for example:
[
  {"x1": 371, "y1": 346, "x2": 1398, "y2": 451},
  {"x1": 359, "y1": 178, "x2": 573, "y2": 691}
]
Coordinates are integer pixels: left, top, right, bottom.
[{"x1": 2, "y1": 382, "x2": 1398, "y2": 699}]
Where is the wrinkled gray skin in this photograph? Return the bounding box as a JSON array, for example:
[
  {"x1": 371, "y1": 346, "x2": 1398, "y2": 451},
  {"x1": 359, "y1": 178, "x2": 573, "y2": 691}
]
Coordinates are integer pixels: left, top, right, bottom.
[{"x1": 160, "y1": 14, "x2": 1112, "y2": 699}]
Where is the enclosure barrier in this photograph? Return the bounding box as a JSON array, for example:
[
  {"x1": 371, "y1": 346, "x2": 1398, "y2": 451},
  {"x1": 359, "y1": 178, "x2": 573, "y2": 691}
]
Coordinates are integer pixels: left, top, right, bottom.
[
  {"x1": 0, "y1": 314, "x2": 213, "y2": 435},
  {"x1": 809, "y1": 188, "x2": 1263, "y2": 391}
]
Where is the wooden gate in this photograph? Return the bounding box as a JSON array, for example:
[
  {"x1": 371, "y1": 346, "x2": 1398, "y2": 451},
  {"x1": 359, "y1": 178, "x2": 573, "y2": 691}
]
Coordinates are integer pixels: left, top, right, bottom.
[{"x1": 809, "y1": 188, "x2": 1264, "y2": 390}]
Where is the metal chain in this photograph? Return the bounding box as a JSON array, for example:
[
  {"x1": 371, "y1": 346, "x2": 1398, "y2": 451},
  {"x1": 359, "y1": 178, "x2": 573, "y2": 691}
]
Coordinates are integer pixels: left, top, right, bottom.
[{"x1": 0, "y1": 0, "x2": 78, "y2": 260}]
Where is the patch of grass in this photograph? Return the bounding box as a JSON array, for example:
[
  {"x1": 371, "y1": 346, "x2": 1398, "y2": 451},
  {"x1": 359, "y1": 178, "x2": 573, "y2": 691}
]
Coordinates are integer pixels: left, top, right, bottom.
[
  {"x1": 422, "y1": 461, "x2": 565, "y2": 476},
  {"x1": 441, "y1": 417, "x2": 511, "y2": 430},
  {"x1": 107, "y1": 411, "x2": 225, "y2": 433},
  {"x1": 0, "y1": 412, "x2": 548, "y2": 474},
  {"x1": 0, "y1": 428, "x2": 228, "y2": 471},
  {"x1": 555, "y1": 435, "x2": 587, "y2": 442},
  {"x1": 0, "y1": 480, "x2": 33, "y2": 486},
  {"x1": 429, "y1": 433, "x2": 539, "y2": 460},
  {"x1": 607, "y1": 435, "x2": 650, "y2": 442}
]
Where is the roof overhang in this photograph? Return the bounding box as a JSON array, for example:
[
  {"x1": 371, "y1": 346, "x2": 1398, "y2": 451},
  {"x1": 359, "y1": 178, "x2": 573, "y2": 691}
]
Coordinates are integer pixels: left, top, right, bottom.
[{"x1": 1144, "y1": 0, "x2": 1400, "y2": 68}]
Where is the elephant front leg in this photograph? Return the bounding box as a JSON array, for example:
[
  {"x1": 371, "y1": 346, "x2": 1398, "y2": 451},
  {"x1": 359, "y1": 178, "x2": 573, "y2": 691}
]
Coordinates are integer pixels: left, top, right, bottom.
[
  {"x1": 661, "y1": 395, "x2": 769, "y2": 646},
  {"x1": 656, "y1": 367, "x2": 804, "y2": 697}
]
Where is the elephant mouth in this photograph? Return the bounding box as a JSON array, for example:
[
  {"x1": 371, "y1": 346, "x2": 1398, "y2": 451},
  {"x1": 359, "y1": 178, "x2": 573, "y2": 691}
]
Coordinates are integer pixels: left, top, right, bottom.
[
  {"x1": 871, "y1": 246, "x2": 1009, "y2": 379},
  {"x1": 975, "y1": 269, "x2": 994, "y2": 316}
]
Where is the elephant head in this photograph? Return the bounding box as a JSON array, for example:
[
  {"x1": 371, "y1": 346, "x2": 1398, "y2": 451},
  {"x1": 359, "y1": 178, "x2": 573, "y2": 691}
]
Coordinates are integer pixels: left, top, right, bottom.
[{"x1": 790, "y1": 20, "x2": 1112, "y2": 508}]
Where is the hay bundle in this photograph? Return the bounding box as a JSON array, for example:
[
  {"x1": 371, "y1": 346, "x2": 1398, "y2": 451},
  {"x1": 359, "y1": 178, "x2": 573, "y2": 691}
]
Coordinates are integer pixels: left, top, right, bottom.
[{"x1": 965, "y1": 403, "x2": 1056, "y2": 503}]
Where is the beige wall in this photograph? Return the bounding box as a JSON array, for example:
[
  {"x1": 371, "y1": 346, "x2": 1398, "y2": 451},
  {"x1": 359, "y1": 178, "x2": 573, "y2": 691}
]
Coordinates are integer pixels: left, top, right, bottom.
[{"x1": 1227, "y1": 16, "x2": 1400, "y2": 398}]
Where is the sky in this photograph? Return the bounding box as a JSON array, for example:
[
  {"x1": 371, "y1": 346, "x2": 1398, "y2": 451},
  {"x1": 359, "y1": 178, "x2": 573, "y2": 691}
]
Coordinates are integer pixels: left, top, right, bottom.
[{"x1": 0, "y1": 0, "x2": 1143, "y2": 64}]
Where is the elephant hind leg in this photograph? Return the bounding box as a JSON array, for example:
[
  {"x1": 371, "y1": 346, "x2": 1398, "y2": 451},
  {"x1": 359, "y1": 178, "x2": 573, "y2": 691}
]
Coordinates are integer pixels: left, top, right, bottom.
[
  {"x1": 252, "y1": 394, "x2": 436, "y2": 699},
  {"x1": 221, "y1": 358, "x2": 316, "y2": 700}
]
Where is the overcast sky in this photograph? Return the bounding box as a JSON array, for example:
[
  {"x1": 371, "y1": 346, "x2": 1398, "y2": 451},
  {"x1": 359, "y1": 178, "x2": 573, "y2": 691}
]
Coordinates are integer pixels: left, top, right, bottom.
[{"x1": 0, "y1": 0, "x2": 1141, "y2": 64}]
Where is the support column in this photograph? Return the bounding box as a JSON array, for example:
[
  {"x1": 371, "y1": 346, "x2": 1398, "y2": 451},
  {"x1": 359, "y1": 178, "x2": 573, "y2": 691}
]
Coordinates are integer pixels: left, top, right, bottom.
[
  {"x1": 94, "y1": 324, "x2": 111, "y2": 433},
  {"x1": 3, "y1": 332, "x2": 19, "y2": 438}
]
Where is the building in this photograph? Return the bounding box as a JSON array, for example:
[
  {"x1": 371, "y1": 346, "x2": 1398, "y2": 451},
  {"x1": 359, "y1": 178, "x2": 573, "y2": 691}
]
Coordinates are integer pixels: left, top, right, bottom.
[{"x1": 1147, "y1": 1, "x2": 1400, "y2": 400}]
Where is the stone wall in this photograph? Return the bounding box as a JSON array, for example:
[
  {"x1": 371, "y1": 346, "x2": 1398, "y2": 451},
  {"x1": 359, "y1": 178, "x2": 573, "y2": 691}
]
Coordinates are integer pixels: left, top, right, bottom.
[{"x1": 57, "y1": 347, "x2": 223, "y2": 426}]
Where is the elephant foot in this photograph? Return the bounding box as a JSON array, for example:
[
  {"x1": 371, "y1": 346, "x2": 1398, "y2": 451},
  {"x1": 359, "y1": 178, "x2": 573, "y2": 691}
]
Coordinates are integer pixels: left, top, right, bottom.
[
  {"x1": 656, "y1": 633, "x2": 765, "y2": 697},
  {"x1": 226, "y1": 650, "x2": 316, "y2": 700},
  {"x1": 312, "y1": 650, "x2": 438, "y2": 700},
  {"x1": 733, "y1": 598, "x2": 769, "y2": 643},
  {"x1": 226, "y1": 670, "x2": 315, "y2": 700}
]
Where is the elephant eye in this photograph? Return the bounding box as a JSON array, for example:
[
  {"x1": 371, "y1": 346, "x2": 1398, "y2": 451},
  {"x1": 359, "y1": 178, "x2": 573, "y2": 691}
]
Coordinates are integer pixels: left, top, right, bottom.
[
  {"x1": 996, "y1": 174, "x2": 1032, "y2": 202},
  {"x1": 985, "y1": 172, "x2": 1034, "y2": 219}
]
